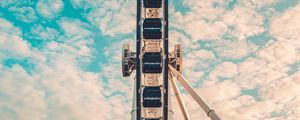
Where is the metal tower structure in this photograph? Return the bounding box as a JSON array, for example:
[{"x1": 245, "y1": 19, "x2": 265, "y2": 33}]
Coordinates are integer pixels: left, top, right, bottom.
[{"x1": 122, "y1": 0, "x2": 222, "y2": 120}]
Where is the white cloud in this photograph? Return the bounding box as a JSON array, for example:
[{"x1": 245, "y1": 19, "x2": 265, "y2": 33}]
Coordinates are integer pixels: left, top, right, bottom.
[
  {"x1": 0, "y1": 0, "x2": 35, "y2": 8},
  {"x1": 0, "y1": 65, "x2": 47, "y2": 120},
  {"x1": 0, "y1": 18, "x2": 31, "y2": 58},
  {"x1": 182, "y1": 0, "x2": 226, "y2": 21},
  {"x1": 209, "y1": 62, "x2": 238, "y2": 81},
  {"x1": 0, "y1": 32, "x2": 32, "y2": 58},
  {"x1": 214, "y1": 38, "x2": 254, "y2": 59},
  {"x1": 169, "y1": 30, "x2": 198, "y2": 50},
  {"x1": 33, "y1": 56, "x2": 109, "y2": 120},
  {"x1": 186, "y1": 49, "x2": 216, "y2": 63},
  {"x1": 257, "y1": 41, "x2": 300, "y2": 68},
  {"x1": 8, "y1": 6, "x2": 38, "y2": 23},
  {"x1": 172, "y1": 11, "x2": 227, "y2": 41},
  {"x1": 200, "y1": 80, "x2": 241, "y2": 104},
  {"x1": 0, "y1": 18, "x2": 21, "y2": 35},
  {"x1": 57, "y1": 18, "x2": 94, "y2": 59},
  {"x1": 74, "y1": 0, "x2": 136, "y2": 36},
  {"x1": 169, "y1": 2, "x2": 300, "y2": 120},
  {"x1": 0, "y1": 15, "x2": 132, "y2": 120},
  {"x1": 36, "y1": 0, "x2": 64, "y2": 19},
  {"x1": 29, "y1": 24, "x2": 59, "y2": 41},
  {"x1": 59, "y1": 18, "x2": 90, "y2": 37},
  {"x1": 170, "y1": 0, "x2": 264, "y2": 59},
  {"x1": 238, "y1": 0, "x2": 280, "y2": 9},
  {"x1": 181, "y1": 19, "x2": 227, "y2": 41},
  {"x1": 222, "y1": 6, "x2": 265, "y2": 39},
  {"x1": 270, "y1": 4, "x2": 300, "y2": 40}
]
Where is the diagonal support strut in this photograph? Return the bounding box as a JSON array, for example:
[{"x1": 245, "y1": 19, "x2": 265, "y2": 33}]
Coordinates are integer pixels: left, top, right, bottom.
[
  {"x1": 169, "y1": 65, "x2": 222, "y2": 120},
  {"x1": 169, "y1": 72, "x2": 190, "y2": 120}
]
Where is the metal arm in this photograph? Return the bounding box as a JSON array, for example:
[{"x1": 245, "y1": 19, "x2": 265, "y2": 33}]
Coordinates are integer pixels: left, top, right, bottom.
[
  {"x1": 169, "y1": 72, "x2": 190, "y2": 120},
  {"x1": 169, "y1": 65, "x2": 221, "y2": 120}
]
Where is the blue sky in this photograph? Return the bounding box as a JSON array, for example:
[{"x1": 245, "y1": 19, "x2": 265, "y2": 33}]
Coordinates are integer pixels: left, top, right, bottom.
[{"x1": 0, "y1": 0, "x2": 300, "y2": 120}]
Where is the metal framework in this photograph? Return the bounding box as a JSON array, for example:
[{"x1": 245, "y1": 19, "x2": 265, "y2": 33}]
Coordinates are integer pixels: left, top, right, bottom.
[{"x1": 122, "y1": 0, "x2": 221, "y2": 120}]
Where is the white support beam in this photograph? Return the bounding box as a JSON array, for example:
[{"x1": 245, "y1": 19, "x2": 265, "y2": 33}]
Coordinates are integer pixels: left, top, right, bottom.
[
  {"x1": 168, "y1": 76, "x2": 174, "y2": 120},
  {"x1": 131, "y1": 76, "x2": 137, "y2": 120},
  {"x1": 169, "y1": 65, "x2": 221, "y2": 120},
  {"x1": 169, "y1": 72, "x2": 190, "y2": 120}
]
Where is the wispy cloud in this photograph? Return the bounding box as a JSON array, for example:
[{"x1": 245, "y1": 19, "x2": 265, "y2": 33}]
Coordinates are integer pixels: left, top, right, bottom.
[
  {"x1": 169, "y1": 1, "x2": 300, "y2": 120},
  {"x1": 36, "y1": 0, "x2": 64, "y2": 19}
]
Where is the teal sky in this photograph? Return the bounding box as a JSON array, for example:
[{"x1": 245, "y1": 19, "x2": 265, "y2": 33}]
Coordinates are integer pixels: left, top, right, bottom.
[{"x1": 0, "y1": 0, "x2": 300, "y2": 120}]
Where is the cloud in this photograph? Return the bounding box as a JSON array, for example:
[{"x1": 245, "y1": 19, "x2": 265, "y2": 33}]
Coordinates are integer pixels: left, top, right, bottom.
[
  {"x1": 0, "y1": 0, "x2": 34, "y2": 8},
  {"x1": 222, "y1": 6, "x2": 265, "y2": 39},
  {"x1": 8, "y1": 6, "x2": 38, "y2": 23},
  {"x1": 0, "y1": 15, "x2": 130, "y2": 120},
  {"x1": 79, "y1": 0, "x2": 136, "y2": 36},
  {"x1": 28, "y1": 24, "x2": 59, "y2": 41},
  {"x1": 209, "y1": 62, "x2": 238, "y2": 81},
  {"x1": 0, "y1": 1, "x2": 38, "y2": 23},
  {"x1": 270, "y1": 4, "x2": 300, "y2": 40},
  {"x1": 0, "y1": 32, "x2": 32, "y2": 58},
  {"x1": 0, "y1": 65, "x2": 47, "y2": 120},
  {"x1": 169, "y1": 1, "x2": 300, "y2": 120},
  {"x1": 239, "y1": 0, "x2": 280, "y2": 8},
  {"x1": 56, "y1": 17, "x2": 95, "y2": 59},
  {"x1": 0, "y1": 18, "x2": 31, "y2": 58},
  {"x1": 172, "y1": 11, "x2": 227, "y2": 41},
  {"x1": 0, "y1": 18, "x2": 21, "y2": 35},
  {"x1": 36, "y1": 0, "x2": 64, "y2": 19},
  {"x1": 213, "y1": 38, "x2": 254, "y2": 59}
]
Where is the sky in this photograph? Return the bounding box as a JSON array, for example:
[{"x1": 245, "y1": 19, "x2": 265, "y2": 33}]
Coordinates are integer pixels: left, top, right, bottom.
[{"x1": 0, "y1": 0, "x2": 300, "y2": 120}]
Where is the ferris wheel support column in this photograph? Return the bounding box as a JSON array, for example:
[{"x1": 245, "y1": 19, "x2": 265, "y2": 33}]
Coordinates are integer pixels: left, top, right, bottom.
[
  {"x1": 169, "y1": 65, "x2": 221, "y2": 120},
  {"x1": 135, "y1": 0, "x2": 142, "y2": 119},
  {"x1": 163, "y1": 0, "x2": 170, "y2": 119}
]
